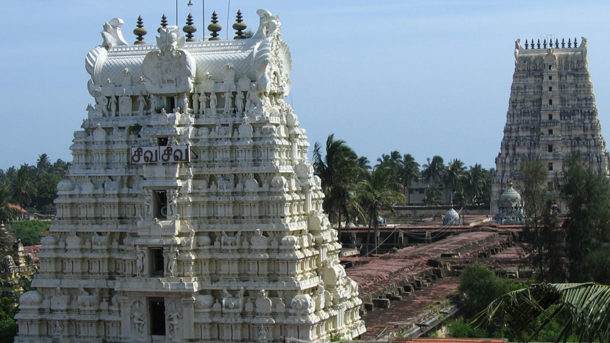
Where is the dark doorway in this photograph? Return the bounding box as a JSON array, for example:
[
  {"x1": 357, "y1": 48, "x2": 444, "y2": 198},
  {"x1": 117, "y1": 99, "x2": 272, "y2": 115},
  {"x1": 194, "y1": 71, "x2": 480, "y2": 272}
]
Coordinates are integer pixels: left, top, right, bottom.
[
  {"x1": 149, "y1": 297, "x2": 166, "y2": 336},
  {"x1": 150, "y1": 248, "x2": 164, "y2": 276}
]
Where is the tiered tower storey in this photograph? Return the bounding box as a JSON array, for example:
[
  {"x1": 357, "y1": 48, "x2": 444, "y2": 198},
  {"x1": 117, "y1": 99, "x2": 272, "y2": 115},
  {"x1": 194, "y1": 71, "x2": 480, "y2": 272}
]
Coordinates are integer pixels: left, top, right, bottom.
[
  {"x1": 492, "y1": 38, "x2": 609, "y2": 213},
  {"x1": 16, "y1": 10, "x2": 365, "y2": 342}
]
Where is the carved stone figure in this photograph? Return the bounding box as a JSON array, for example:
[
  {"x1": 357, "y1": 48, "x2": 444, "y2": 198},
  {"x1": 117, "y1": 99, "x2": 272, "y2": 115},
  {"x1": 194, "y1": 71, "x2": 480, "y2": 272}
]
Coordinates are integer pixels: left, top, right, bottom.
[
  {"x1": 166, "y1": 247, "x2": 178, "y2": 276},
  {"x1": 209, "y1": 92, "x2": 217, "y2": 115},
  {"x1": 198, "y1": 92, "x2": 207, "y2": 114},
  {"x1": 137, "y1": 95, "x2": 146, "y2": 115},
  {"x1": 167, "y1": 306, "x2": 181, "y2": 340},
  {"x1": 192, "y1": 93, "x2": 199, "y2": 114},
  {"x1": 135, "y1": 247, "x2": 144, "y2": 276},
  {"x1": 234, "y1": 91, "x2": 245, "y2": 115},
  {"x1": 131, "y1": 301, "x2": 145, "y2": 338},
  {"x1": 119, "y1": 95, "x2": 132, "y2": 116},
  {"x1": 222, "y1": 288, "x2": 244, "y2": 310},
  {"x1": 142, "y1": 26, "x2": 196, "y2": 94},
  {"x1": 223, "y1": 92, "x2": 233, "y2": 114},
  {"x1": 101, "y1": 18, "x2": 128, "y2": 49},
  {"x1": 110, "y1": 96, "x2": 118, "y2": 116}
]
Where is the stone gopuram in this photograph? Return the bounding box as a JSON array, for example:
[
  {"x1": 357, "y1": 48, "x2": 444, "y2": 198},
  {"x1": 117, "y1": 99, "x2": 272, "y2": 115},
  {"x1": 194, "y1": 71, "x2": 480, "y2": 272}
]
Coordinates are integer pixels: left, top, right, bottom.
[
  {"x1": 492, "y1": 38, "x2": 609, "y2": 213},
  {"x1": 16, "y1": 10, "x2": 365, "y2": 343}
]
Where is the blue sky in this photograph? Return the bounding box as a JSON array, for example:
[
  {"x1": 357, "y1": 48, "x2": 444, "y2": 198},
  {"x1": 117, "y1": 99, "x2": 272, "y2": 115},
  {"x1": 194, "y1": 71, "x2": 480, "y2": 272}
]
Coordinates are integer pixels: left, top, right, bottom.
[{"x1": 1, "y1": 0, "x2": 610, "y2": 170}]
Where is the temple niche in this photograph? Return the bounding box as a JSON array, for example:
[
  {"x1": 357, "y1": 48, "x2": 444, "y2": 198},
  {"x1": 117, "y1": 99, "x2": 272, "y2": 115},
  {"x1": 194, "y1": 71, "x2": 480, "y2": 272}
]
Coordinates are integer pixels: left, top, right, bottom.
[
  {"x1": 15, "y1": 9, "x2": 365, "y2": 343},
  {"x1": 492, "y1": 38, "x2": 609, "y2": 213}
]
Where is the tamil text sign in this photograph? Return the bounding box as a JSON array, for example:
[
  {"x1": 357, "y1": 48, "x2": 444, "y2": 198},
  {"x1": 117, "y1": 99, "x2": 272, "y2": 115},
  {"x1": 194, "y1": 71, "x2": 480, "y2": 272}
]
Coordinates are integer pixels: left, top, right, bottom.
[{"x1": 130, "y1": 146, "x2": 190, "y2": 164}]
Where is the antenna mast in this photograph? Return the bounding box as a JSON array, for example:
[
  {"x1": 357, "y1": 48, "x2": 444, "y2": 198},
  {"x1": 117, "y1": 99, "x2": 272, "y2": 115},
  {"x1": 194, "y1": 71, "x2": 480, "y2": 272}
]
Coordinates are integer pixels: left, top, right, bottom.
[{"x1": 226, "y1": 0, "x2": 231, "y2": 40}]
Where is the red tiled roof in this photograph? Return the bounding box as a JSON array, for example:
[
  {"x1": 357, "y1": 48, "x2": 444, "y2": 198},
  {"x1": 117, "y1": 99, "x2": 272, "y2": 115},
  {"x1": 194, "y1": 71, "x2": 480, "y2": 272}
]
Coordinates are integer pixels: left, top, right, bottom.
[
  {"x1": 6, "y1": 203, "x2": 28, "y2": 214},
  {"x1": 398, "y1": 340, "x2": 505, "y2": 343}
]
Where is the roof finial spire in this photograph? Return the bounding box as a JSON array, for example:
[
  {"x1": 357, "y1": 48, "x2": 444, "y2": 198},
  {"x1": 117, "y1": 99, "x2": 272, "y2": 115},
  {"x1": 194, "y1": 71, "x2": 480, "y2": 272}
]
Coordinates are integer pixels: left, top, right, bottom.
[
  {"x1": 574, "y1": 37, "x2": 578, "y2": 48},
  {"x1": 232, "y1": 10, "x2": 247, "y2": 39},
  {"x1": 133, "y1": 16, "x2": 147, "y2": 45},
  {"x1": 208, "y1": 11, "x2": 222, "y2": 40},
  {"x1": 183, "y1": 13, "x2": 197, "y2": 41},
  {"x1": 159, "y1": 14, "x2": 168, "y2": 33}
]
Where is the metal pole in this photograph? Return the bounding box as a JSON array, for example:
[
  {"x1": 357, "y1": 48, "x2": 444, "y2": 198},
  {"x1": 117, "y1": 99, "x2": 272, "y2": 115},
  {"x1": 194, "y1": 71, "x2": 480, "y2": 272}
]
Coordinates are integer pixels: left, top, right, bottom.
[
  {"x1": 176, "y1": 0, "x2": 178, "y2": 26},
  {"x1": 226, "y1": 0, "x2": 231, "y2": 40},
  {"x1": 202, "y1": 0, "x2": 205, "y2": 40}
]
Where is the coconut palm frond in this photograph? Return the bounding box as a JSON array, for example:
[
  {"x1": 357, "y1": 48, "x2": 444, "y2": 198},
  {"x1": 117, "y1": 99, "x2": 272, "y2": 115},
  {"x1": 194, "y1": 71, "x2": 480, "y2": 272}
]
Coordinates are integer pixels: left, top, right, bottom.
[{"x1": 472, "y1": 282, "x2": 610, "y2": 343}]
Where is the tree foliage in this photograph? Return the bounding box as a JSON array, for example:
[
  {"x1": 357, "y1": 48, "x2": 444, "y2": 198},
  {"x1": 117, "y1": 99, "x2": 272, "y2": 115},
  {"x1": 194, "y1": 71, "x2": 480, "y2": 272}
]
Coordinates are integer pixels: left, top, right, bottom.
[
  {"x1": 474, "y1": 282, "x2": 610, "y2": 343},
  {"x1": 0, "y1": 154, "x2": 69, "y2": 219},
  {"x1": 562, "y1": 152, "x2": 610, "y2": 283}
]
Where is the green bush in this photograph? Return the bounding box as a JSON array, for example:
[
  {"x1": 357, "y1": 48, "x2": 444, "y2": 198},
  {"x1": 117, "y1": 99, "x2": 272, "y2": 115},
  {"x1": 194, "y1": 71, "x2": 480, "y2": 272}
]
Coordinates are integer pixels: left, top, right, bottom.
[
  {"x1": 446, "y1": 319, "x2": 488, "y2": 338},
  {"x1": 8, "y1": 220, "x2": 50, "y2": 246},
  {"x1": 458, "y1": 263, "x2": 509, "y2": 317}
]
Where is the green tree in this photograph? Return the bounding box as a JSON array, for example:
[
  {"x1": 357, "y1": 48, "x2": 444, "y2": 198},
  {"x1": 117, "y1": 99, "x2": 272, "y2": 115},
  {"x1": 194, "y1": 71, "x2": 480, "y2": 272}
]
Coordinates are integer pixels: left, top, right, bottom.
[
  {"x1": 459, "y1": 264, "x2": 509, "y2": 318},
  {"x1": 313, "y1": 134, "x2": 359, "y2": 228},
  {"x1": 399, "y1": 153, "x2": 420, "y2": 189},
  {"x1": 562, "y1": 152, "x2": 610, "y2": 282},
  {"x1": 422, "y1": 155, "x2": 446, "y2": 182},
  {"x1": 423, "y1": 184, "x2": 441, "y2": 205},
  {"x1": 9, "y1": 220, "x2": 51, "y2": 246},
  {"x1": 519, "y1": 159, "x2": 550, "y2": 279},
  {"x1": 445, "y1": 159, "x2": 466, "y2": 204},
  {"x1": 357, "y1": 167, "x2": 405, "y2": 254},
  {"x1": 9, "y1": 165, "x2": 36, "y2": 209},
  {"x1": 474, "y1": 282, "x2": 610, "y2": 343},
  {"x1": 539, "y1": 200, "x2": 566, "y2": 282},
  {"x1": 376, "y1": 151, "x2": 403, "y2": 192},
  {"x1": 464, "y1": 164, "x2": 490, "y2": 206}
]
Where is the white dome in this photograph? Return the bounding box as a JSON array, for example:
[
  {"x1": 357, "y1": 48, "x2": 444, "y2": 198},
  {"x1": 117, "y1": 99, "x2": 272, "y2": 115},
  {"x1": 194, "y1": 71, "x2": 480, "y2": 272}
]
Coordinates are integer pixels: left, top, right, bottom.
[
  {"x1": 499, "y1": 183, "x2": 522, "y2": 208},
  {"x1": 443, "y1": 208, "x2": 461, "y2": 225}
]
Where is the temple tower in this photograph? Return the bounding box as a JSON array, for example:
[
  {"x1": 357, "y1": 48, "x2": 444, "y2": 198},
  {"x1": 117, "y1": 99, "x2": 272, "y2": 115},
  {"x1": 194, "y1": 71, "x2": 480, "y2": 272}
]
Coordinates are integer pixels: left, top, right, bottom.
[
  {"x1": 492, "y1": 37, "x2": 609, "y2": 213},
  {"x1": 15, "y1": 10, "x2": 365, "y2": 342}
]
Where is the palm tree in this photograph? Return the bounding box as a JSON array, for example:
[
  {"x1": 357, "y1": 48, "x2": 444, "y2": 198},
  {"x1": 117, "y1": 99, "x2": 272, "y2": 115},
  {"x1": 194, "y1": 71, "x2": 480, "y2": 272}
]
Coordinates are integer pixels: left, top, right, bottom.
[
  {"x1": 422, "y1": 155, "x2": 446, "y2": 182},
  {"x1": 10, "y1": 165, "x2": 36, "y2": 208},
  {"x1": 445, "y1": 159, "x2": 466, "y2": 204},
  {"x1": 473, "y1": 282, "x2": 610, "y2": 343},
  {"x1": 313, "y1": 134, "x2": 359, "y2": 229},
  {"x1": 464, "y1": 163, "x2": 488, "y2": 205},
  {"x1": 400, "y1": 153, "x2": 420, "y2": 190},
  {"x1": 376, "y1": 151, "x2": 403, "y2": 191},
  {"x1": 357, "y1": 167, "x2": 405, "y2": 254}
]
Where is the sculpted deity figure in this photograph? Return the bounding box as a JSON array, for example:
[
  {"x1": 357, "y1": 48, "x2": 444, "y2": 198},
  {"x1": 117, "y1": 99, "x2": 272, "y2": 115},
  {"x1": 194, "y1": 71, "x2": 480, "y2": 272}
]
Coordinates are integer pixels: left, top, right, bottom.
[
  {"x1": 209, "y1": 92, "x2": 217, "y2": 115},
  {"x1": 101, "y1": 18, "x2": 128, "y2": 49},
  {"x1": 149, "y1": 95, "x2": 159, "y2": 113},
  {"x1": 234, "y1": 91, "x2": 244, "y2": 115},
  {"x1": 167, "y1": 190, "x2": 178, "y2": 217},
  {"x1": 166, "y1": 247, "x2": 178, "y2": 276},
  {"x1": 142, "y1": 26, "x2": 195, "y2": 94},
  {"x1": 222, "y1": 288, "x2": 245, "y2": 310},
  {"x1": 110, "y1": 96, "x2": 118, "y2": 117},
  {"x1": 119, "y1": 95, "x2": 132, "y2": 116},
  {"x1": 166, "y1": 304, "x2": 182, "y2": 340},
  {"x1": 192, "y1": 93, "x2": 199, "y2": 114},
  {"x1": 131, "y1": 302, "x2": 145, "y2": 338},
  {"x1": 223, "y1": 92, "x2": 233, "y2": 114},
  {"x1": 137, "y1": 95, "x2": 146, "y2": 116},
  {"x1": 198, "y1": 92, "x2": 207, "y2": 115},
  {"x1": 135, "y1": 247, "x2": 144, "y2": 276},
  {"x1": 97, "y1": 95, "x2": 109, "y2": 116}
]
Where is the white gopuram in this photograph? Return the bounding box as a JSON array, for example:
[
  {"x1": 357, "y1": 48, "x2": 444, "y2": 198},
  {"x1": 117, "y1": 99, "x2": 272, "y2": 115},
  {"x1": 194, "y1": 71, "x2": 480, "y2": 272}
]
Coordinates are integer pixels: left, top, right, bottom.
[{"x1": 16, "y1": 10, "x2": 365, "y2": 343}]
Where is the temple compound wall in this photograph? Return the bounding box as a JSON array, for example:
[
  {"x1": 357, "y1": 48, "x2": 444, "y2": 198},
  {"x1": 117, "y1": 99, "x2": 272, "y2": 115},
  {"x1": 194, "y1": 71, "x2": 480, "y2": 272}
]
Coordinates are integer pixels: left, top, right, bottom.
[
  {"x1": 15, "y1": 9, "x2": 365, "y2": 343},
  {"x1": 492, "y1": 38, "x2": 609, "y2": 213}
]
